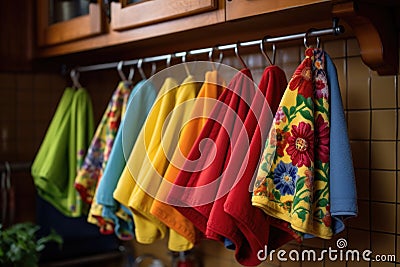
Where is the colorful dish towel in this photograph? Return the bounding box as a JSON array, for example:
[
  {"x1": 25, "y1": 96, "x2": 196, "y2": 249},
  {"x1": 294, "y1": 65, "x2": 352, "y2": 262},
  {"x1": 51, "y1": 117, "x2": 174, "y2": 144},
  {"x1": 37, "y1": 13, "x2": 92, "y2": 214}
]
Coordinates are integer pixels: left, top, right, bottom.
[
  {"x1": 74, "y1": 81, "x2": 132, "y2": 204},
  {"x1": 32, "y1": 88, "x2": 94, "y2": 217},
  {"x1": 252, "y1": 48, "x2": 333, "y2": 239},
  {"x1": 94, "y1": 79, "x2": 157, "y2": 240}
]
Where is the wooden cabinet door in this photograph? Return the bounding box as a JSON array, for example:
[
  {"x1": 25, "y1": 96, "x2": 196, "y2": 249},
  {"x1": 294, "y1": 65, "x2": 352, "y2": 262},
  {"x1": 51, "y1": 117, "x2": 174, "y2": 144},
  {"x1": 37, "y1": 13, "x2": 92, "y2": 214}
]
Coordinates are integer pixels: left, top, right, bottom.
[
  {"x1": 111, "y1": 0, "x2": 218, "y2": 31},
  {"x1": 226, "y1": 0, "x2": 330, "y2": 20},
  {"x1": 37, "y1": 0, "x2": 106, "y2": 47}
]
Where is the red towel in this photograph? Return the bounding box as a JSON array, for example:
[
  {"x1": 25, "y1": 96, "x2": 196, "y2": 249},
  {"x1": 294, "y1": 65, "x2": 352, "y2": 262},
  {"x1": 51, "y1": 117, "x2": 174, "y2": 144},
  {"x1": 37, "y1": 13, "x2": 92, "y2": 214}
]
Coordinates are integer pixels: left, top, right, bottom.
[{"x1": 167, "y1": 69, "x2": 254, "y2": 236}]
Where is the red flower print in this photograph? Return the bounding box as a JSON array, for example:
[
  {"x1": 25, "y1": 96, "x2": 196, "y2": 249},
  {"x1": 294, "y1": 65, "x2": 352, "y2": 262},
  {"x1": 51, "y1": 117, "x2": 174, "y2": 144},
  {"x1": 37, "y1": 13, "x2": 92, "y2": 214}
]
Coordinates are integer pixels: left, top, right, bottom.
[
  {"x1": 322, "y1": 213, "x2": 332, "y2": 227},
  {"x1": 109, "y1": 120, "x2": 119, "y2": 130},
  {"x1": 322, "y1": 205, "x2": 331, "y2": 227},
  {"x1": 276, "y1": 129, "x2": 290, "y2": 157},
  {"x1": 305, "y1": 48, "x2": 314, "y2": 57},
  {"x1": 288, "y1": 57, "x2": 313, "y2": 98},
  {"x1": 304, "y1": 169, "x2": 313, "y2": 189},
  {"x1": 315, "y1": 114, "x2": 329, "y2": 163},
  {"x1": 286, "y1": 122, "x2": 314, "y2": 167}
]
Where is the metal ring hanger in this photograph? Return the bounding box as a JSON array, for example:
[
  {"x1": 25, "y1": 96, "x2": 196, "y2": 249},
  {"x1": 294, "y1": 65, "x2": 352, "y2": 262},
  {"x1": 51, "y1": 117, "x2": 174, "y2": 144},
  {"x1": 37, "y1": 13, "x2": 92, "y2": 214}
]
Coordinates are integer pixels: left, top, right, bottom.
[
  {"x1": 181, "y1": 51, "x2": 191, "y2": 76},
  {"x1": 70, "y1": 69, "x2": 82, "y2": 89},
  {"x1": 260, "y1": 36, "x2": 276, "y2": 66},
  {"x1": 208, "y1": 46, "x2": 224, "y2": 71},
  {"x1": 234, "y1": 42, "x2": 248, "y2": 69},
  {"x1": 304, "y1": 28, "x2": 320, "y2": 48},
  {"x1": 117, "y1": 61, "x2": 135, "y2": 81}
]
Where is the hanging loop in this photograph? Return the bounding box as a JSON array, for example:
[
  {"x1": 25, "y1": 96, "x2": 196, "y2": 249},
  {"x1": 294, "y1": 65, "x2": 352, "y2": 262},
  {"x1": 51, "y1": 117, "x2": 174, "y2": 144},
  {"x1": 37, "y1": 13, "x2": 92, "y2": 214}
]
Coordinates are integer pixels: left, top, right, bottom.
[
  {"x1": 209, "y1": 46, "x2": 224, "y2": 71},
  {"x1": 70, "y1": 69, "x2": 82, "y2": 89},
  {"x1": 260, "y1": 36, "x2": 276, "y2": 66},
  {"x1": 137, "y1": 58, "x2": 147, "y2": 79},
  {"x1": 235, "y1": 42, "x2": 248, "y2": 69},
  {"x1": 304, "y1": 28, "x2": 320, "y2": 49}
]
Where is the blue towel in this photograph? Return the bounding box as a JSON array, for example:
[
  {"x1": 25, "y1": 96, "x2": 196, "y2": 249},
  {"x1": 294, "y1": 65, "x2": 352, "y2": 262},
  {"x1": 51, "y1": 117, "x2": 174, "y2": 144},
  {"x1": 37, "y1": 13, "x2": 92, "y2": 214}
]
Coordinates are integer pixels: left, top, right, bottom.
[
  {"x1": 326, "y1": 53, "x2": 358, "y2": 233},
  {"x1": 95, "y1": 80, "x2": 157, "y2": 239}
]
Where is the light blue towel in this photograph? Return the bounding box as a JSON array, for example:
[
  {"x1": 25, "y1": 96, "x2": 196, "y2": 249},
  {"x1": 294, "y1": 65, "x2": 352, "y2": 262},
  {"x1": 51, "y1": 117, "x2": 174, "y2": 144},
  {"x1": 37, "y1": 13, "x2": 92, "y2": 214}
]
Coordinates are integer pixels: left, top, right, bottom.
[
  {"x1": 326, "y1": 53, "x2": 358, "y2": 233},
  {"x1": 303, "y1": 52, "x2": 357, "y2": 239},
  {"x1": 95, "y1": 80, "x2": 157, "y2": 239}
]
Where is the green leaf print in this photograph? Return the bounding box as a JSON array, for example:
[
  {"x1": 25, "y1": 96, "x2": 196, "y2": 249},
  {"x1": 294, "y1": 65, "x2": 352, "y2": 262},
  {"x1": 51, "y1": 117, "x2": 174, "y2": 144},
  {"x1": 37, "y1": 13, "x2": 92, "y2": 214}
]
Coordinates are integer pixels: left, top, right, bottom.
[
  {"x1": 296, "y1": 94, "x2": 304, "y2": 106},
  {"x1": 296, "y1": 209, "x2": 308, "y2": 222},
  {"x1": 289, "y1": 106, "x2": 296, "y2": 115},
  {"x1": 314, "y1": 171, "x2": 328, "y2": 183},
  {"x1": 299, "y1": 110, "x2": 313, "y2": 121},
  {"x1": 282, "y1": 106, "x2": 289, "y2": 119},
  {"x1": 317, "y1": 198, "x2": 328, "y2": 207},
  {"x1": 305, "y1": 97, "x2": 314, "y2": 110},
  {"x1": 317, "y1": 97, "x2": 324, "y2": 107},
  {"x1": 314, "y1": 209, "x2": 324, "y2": 219},
  {"x1": 292, "y1": 196, "x2": 301, "y2": 208},
  {"x1": 295, "y1": 177, "x2": 306, "y2": 192},
  {"x1": 273, "y1": 189, "x2": 281, "y2": 201},
  {"x1": 314, "y1": 189, "x2": 324, "y2": 201},
  {"x1": 302, "y1": 195, "x2": 311, "y2": 204}
]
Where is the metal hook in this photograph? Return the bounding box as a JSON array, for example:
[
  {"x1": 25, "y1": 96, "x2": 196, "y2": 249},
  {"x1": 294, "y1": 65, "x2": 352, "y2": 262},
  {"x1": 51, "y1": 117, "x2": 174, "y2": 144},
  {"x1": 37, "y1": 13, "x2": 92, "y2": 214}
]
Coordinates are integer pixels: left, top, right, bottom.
[
  {"x1": 260, "y1": 36, "x2": 276, "y2": 66},
  {"x1": 209, "y1": 46, "x2": 224, "y2": 71},
  {"x1": 150, "y1": 62, "x2": 157, "y2": 77},
  {"x1": 166, "y1": 54, "x2": 172, "y2": 68},
  {"x1": 234, "y1": 42, "x2": 248, "y2": 69},
  {"x1": 181, "y1": 51, "x2": 191, "y2": 76},
  {"x1": 137, "y1": 58, "x2": 147, "y2": 80},
  {"x1": 128, "y1": 66, "x2": 135, "y2": 81},
  {"x1": 117, "y1": 61, "x2": 128, "y2": 81},
  {"x1": 304, "y1": 28, "x2": 320, "y2": 49},
  {"x1": 70, "y1": 69, "x2": 82, "y2": 89}
]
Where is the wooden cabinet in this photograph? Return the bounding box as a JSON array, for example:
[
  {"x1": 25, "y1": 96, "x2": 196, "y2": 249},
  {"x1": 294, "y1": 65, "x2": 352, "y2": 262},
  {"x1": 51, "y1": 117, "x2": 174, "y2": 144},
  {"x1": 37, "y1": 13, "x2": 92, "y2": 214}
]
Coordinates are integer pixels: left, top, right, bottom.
[
  {"x1": 225, "y1": 0, "x2": 330, "y2": 20},
  {"x1": 33, "y1": 0, "x2": 399, "y2": 75},
  {"x1": 36, "y1": 0, "x2": 106, "y2": 47},
  {"x1": 110, "y1": 0, "x2": 218, "y2": 31}
]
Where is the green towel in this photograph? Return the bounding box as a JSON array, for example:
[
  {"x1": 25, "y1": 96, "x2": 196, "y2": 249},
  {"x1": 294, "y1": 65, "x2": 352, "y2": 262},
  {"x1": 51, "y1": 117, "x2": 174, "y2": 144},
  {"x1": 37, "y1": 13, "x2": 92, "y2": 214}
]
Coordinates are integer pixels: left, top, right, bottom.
[{"x1": 32, "y1": 88, "x2": 94, "y2": 217}]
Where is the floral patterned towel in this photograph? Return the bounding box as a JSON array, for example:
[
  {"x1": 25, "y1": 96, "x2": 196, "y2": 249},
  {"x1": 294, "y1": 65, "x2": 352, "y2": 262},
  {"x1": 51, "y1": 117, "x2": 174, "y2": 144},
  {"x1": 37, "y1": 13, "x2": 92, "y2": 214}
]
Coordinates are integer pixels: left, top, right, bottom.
[
  {"x1": 74, "y1": 82, "x2": 131, "y2": 204},
  {"x1": 252, "y1": 48, "x2": 333, "y2": 239}
]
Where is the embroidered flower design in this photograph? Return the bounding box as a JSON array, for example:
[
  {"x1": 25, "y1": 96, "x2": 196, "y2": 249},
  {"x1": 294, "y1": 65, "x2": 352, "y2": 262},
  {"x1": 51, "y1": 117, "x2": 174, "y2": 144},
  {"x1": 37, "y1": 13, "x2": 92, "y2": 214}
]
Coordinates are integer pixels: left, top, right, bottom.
[
  {"x1": 273, "y1": 161, "x2": 299, "y2": 196},
  {"x1": 276, "y1": 129, "x2": 290, "y2": 157},
  {"x1": 275, "y1": 107, "x2": 286, "y2": 124},
  {"x1": 315, "y1": 74, "x2": 328, "y2": 100},
  {"x1": 288, "y1": 58, "x2": 313, "y2": 98},
  {"x1": 253, "y1": 181, "x2": 267, "y2": 196},
  {"x1": 286, "y1": 122, "x2": 314, "y2": 167},
  {"x1": 315, "y1": 114, "x2": 329, "y2": 163}
]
